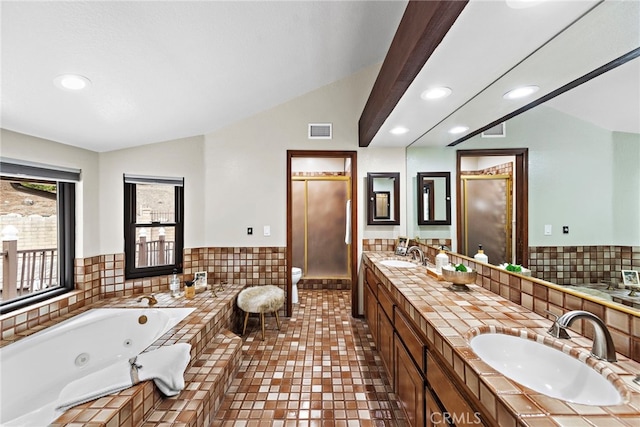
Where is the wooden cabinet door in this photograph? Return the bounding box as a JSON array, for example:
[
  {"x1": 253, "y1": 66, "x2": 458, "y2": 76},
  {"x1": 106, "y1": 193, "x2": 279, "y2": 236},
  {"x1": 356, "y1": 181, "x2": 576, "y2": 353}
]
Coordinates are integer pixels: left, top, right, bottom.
[
  {"x1": 395, "y1": 336, "x2": 425, "y2": 427},
  {"x1": 426, "y1": 385, "x2": 448, "y2": 427},
  {"x1": 364, "y1": 281, "x2": 378, "y2": 345},
  {"x1": 377, "y1": 307, "x2": 394, "y2": 385}
]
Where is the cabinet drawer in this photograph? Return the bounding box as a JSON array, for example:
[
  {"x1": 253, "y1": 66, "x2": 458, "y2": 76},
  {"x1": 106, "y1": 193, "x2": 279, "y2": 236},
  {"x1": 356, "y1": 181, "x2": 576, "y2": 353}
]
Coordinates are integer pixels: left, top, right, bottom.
[
  {"x1": 365, "y1": 267, "x2": 379, "y2": 296},
  {"x1": 377, "y1": 284, "x2": 394, "y2": 320},
  {"x1": 395, "y1": 308, "x2": 426, "y2": 374},
  {"x1": 427, "y1": 353, "x2": 480, "y2": 427}
]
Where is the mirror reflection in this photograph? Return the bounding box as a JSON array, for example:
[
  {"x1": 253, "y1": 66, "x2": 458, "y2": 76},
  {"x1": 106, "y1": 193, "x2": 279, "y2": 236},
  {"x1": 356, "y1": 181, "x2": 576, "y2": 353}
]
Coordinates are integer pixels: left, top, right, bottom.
[
  {"x1": 367, "y1": 172, "x2": 399, "y2": 225},
  {"x1": 417, "y1": 172, "x2": 451, "y2": 225},
  {"x1": 407, "y1": 56, "x2": 639, "y2": 312}
]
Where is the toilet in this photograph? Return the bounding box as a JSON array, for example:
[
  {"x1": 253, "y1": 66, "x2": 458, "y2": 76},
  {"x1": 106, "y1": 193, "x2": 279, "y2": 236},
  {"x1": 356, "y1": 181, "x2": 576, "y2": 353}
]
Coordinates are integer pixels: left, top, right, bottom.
[{"x1": 291, "y1": 267, "x2": 302, "y2": 304}]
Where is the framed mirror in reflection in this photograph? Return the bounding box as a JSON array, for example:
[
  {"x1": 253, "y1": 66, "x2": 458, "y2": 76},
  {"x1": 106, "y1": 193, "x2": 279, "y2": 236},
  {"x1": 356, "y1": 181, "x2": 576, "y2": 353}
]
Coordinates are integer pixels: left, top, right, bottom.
[
  {"x1": 417, "y1": 172, "x2": 451, "y2": 225},
  {"x1": 367, "y1": 172, "x2": 399, "y2": 225}
]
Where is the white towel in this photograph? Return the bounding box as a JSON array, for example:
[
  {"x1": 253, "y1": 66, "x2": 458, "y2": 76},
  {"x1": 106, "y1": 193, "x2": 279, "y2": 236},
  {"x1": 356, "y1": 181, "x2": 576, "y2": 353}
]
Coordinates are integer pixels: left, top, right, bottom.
[
  {"x1": 55, "y1": 343, "x2": 191, "y2": 412},
  {"x1": 344, "y1": 200, "x2": 351, "y2": 244}
]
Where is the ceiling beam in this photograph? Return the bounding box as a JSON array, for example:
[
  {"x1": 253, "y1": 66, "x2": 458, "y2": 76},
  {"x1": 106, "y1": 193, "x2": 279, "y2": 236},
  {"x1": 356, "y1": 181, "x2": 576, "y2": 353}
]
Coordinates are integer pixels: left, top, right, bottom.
[{"x1": 358, "y1": 0, "x2": 468, "y2": 147}]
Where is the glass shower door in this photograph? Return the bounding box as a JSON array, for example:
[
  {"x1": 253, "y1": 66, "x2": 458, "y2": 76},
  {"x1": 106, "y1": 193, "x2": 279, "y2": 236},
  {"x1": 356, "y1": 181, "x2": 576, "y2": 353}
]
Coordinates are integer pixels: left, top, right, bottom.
[{"x1": 292, "y1": 178, "x2": 350, "y2": 279}]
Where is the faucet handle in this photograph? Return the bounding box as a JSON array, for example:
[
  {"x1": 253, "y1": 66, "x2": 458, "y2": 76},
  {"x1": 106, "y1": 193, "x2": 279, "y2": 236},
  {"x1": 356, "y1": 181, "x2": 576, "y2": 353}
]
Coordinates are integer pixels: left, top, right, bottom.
[{"x1": 545, "y1": 310, "x2": 571, "y2": 339}]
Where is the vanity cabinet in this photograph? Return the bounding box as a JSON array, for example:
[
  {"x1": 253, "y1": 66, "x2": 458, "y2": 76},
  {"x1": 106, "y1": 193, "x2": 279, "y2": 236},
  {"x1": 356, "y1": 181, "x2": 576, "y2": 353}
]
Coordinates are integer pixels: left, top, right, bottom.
[
  {"x1": 395, "y1": 333, "x2": 425, "y2": 427},
  {"x1": 364, "y1": 271, "x2": 378, "y2": 343},
  {"x1": 426, "y1": 353, "x2": 479, "y2": 427},
  {"x1": 363, "y1": 262, "x2": 484, "y2": 427},
  {"x1": 377, "y1": 286, "x2": 395, "y2": 384}
]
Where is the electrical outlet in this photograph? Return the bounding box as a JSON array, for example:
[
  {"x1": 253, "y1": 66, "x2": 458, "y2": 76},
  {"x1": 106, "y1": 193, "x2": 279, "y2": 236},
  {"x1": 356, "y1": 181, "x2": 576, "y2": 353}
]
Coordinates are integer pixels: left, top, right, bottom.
[
  {"x1": 563, "y1": 226, "x2": 569, "y2": 234},
  {"x1": 247, "y1": 227, "x2": 253, "y2": 235},
  {"x1": 263, "y1": 225, "x2": 271, "y2": 236},
  {"x1": 544, "y1": 224, "x2": 552, "y2": 236}
]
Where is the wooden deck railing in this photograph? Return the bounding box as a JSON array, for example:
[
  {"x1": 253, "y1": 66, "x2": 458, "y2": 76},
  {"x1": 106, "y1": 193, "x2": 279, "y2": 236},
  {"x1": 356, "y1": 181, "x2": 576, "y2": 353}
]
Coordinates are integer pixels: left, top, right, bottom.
[{"x1": 1, "y1": 247, "x2": 58, "y2": 301}]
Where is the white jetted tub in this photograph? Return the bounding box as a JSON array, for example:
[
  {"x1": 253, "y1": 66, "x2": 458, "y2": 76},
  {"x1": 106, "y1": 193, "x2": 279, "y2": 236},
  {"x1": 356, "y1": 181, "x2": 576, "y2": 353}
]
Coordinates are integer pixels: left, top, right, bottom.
[{"x1": 0, "y1": 307, "x2": 194, "y2": 426}]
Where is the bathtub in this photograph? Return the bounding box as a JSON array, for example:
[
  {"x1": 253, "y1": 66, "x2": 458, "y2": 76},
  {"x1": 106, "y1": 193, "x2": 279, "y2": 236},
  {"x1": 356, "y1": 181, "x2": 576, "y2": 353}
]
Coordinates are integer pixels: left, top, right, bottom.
[{"x1": 0, "y1": 307, "x2": 194, "y2": 426}]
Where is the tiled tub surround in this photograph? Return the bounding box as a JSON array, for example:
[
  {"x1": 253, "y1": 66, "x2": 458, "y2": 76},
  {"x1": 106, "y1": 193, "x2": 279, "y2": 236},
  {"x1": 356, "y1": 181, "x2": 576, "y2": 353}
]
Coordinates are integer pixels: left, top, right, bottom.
[
  {"x1": 1, "y1": 285, "x2": 245, "y2": 427},
  {"x1": 0, "y1": 247, "x2": 287, "y2": 341},
  {"x1": 363, "y1": 252, "x2": 640, "y2": 427}
]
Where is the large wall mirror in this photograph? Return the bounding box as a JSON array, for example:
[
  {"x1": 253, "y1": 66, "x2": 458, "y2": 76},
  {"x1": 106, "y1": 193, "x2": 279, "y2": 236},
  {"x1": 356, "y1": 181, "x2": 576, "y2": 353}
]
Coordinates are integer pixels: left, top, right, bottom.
[
  {"x1": 417, "y1": 172, "x2": 451, "y2": 226},
  {"x1": 367, "y1": 172, "x2": 399, "y2": 225}
]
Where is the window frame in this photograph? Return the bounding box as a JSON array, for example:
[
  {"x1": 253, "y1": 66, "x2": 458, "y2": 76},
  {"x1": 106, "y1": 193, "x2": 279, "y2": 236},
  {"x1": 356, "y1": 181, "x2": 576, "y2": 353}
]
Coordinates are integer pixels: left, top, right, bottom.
[
  {"x1": 0, "y1": 174, "x2": 76, "y2": 314},
  {"x1": 123, "y1": 176, "x2": 184, "y2": 279}
]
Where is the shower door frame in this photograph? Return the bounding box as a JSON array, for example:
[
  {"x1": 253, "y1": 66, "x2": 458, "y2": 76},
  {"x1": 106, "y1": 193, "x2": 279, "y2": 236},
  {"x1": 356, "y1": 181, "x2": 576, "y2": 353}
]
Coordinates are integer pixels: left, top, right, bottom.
[
  {"x1": 456, "y1": 148, "x2": 529, "y2": 266},
  {"x1": 292, "y1": 175, "x2": 352, "y2": 280},
  {"x1": 286, "y1": 150, "x2": 358, "y2": 317}
]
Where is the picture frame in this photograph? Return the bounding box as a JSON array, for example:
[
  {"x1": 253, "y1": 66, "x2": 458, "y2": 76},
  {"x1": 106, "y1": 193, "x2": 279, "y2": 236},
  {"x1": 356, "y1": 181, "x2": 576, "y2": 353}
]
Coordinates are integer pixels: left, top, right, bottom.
[
  {"x1": 395, "y1": 236, "x2": 408, "y2": 256},
  {"x1": 621, "y1": 270, "x2": 639, "y2": 286},
  {"x1": 194, "y1": 271, "x2": 208, "y2": 286}
]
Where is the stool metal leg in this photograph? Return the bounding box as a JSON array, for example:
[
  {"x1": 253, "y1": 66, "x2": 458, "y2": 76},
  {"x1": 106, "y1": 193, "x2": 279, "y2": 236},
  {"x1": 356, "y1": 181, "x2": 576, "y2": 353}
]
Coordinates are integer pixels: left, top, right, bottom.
[
  {"x1": 274, "y1": 310, "x2": 281, "y2": 330},
  {"x1": 260, "y1": 312, "x2": 265, "y2": 340},
  {"x1": 242, "y1": 312, "x2": 250, "y2": 336}
]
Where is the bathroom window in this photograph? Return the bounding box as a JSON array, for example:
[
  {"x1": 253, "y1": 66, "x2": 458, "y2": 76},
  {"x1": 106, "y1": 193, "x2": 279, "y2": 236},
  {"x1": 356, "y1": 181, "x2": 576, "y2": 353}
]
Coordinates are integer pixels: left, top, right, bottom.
[
  {"x1": 0, "y1": 159, "x2": 78, "y2": 314},
  {"x1": 124, "y1": 174, "x2": 184, "y2": 279}
]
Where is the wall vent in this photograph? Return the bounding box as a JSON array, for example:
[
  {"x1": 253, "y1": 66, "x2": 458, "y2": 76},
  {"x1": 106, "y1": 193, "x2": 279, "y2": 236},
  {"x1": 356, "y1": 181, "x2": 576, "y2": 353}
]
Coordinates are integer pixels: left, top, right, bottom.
[
  {"x1": 481, "y1": 122, "x2": 506, "y2": 138},
  {"x1": 308, "y1": 123, "x2": 332, "y2": 139}
]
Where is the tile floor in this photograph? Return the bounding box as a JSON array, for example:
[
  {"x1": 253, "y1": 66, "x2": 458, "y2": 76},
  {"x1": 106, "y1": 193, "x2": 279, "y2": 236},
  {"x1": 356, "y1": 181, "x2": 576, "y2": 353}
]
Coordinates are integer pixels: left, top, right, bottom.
[{"x1": 211, "y1": 289, "x2": 407, "y2": 427}]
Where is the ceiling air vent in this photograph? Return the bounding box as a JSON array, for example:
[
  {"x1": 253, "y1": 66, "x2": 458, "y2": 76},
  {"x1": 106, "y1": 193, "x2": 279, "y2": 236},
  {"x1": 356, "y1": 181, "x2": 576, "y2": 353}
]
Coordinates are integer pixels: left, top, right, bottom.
[
  {"x1": 308, "y1": 123, "x2": 332, "y2": 139},
  {"x1": 482, "y1": 122, "x2": 506, "y2": 138}
]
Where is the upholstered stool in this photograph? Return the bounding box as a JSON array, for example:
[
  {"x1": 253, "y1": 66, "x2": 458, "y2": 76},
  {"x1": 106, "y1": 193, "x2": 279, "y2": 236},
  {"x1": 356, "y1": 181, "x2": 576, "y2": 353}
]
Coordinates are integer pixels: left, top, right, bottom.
[{"x1": 237, "y1": 285, "x2": 285, "y2": 340}]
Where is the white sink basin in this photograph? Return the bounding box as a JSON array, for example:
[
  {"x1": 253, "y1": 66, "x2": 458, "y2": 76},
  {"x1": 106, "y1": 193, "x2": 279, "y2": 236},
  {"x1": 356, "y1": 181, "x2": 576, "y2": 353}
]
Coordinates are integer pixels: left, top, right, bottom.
[
  {"x1": 469, "y1": 333, "x2": 622, "y2": 406},
  {"x1": 380, "y1": 259, "x2": 416, "y2": 268}
]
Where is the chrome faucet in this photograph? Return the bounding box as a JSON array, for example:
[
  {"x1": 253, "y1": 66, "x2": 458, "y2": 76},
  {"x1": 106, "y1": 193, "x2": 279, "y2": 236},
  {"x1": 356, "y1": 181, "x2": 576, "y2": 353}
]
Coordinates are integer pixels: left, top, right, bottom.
[
  {"x1": 406, "y1": 246, "x2": 425, "y2": 265},
  {"x1": 137, "y1": 294, "x2": 158, "y2": 306},
  {"x1": 548, "y1": 310, "x2": 617, "y2": 362}
]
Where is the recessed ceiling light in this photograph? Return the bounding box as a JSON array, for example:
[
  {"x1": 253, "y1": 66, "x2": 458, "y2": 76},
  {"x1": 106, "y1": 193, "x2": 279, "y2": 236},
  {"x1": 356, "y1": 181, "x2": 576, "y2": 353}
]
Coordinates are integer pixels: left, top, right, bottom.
[
  {"x1": 503, "y1": 85, "x2": 539, "y2": 100},
  {"x1": 449, "y1": 126, "x2": 469, "y2": 135},
  {"x1": 421, "y1": 87, "x2": 452, "y2": 100},
  {"x1": 506, "y1": 0, "x2": 545, "y2": 9},
  {"x1": 390, "y1": 126, "x2": 409, "y2": 135},
  {"x1": 54, "y1": 74, "x2": 91, "y2": 91}
]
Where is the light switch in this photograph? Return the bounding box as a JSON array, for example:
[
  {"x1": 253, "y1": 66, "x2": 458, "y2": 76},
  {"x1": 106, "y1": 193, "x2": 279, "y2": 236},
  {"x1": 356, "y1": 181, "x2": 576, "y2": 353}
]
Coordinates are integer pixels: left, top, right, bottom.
[
  {"x1": 544, "y1": 224, "x2": 552, "y2": 236},
  {"x1": 263, "y1": 225, "x2": 271, "y2": 236}
]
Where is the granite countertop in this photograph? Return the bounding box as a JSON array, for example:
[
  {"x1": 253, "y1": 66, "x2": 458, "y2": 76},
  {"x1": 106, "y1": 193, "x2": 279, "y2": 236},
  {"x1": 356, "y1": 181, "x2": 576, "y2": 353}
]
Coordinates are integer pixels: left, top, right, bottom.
[{"x1": 363, "y1": 251, "x2": 640, "y2": 427}]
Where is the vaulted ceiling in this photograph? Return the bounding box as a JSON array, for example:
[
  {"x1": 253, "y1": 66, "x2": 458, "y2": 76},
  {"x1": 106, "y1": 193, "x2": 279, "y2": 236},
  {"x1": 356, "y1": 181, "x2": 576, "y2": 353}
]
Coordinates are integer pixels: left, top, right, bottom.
[
  {"x1": 1, "y1": 0, "x2": 407, "y2": 152},
  {"x1": 361, "y1": 0, "x2": 640, "y2": 148},
  {"x1": 2, "y1": 1, "x2": 638, "y2": 154}
]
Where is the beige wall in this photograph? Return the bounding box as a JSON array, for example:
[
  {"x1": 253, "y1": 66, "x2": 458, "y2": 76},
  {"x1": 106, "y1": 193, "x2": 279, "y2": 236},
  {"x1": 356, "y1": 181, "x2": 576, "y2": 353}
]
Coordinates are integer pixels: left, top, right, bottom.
[
  {"x1": 2, "y1": 64, "x2": 409, "y2": 259},
  {"x1": 203, "y1": 63, "x2": 406, "y2": 251},
  {"x1": 0, "y1": 129, "x2": 100, "y2": 257},
  {"x1": 98, "y1": 135, "x2": 206, "y2": 254}
]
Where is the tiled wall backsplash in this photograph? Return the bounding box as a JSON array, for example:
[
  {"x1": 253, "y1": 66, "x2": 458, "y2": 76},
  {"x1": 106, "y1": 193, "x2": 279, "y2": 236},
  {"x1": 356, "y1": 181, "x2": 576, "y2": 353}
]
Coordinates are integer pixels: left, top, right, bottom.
[
  {"x1": 0, "y1": 246, "x2": 287, "y2": 341},
  {"x1": 528, "y1": 245, "x2": 640, "y2": 284},
  {"x1": 4, "y1": 240, "x2": 639, "y2": 362}
]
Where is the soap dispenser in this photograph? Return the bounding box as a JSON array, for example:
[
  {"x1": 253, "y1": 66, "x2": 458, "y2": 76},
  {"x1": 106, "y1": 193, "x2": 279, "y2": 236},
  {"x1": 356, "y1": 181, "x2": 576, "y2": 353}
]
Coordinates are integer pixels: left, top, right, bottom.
[
  {"x1": 170, "y1": 269, "x2": 180, "y2": 297},
  {"x1": 474, "y1": 245, "x2": 489, "y2": 264},
  {"x1": 435, "y1": 246, "x2": 449, "y2": 273}
]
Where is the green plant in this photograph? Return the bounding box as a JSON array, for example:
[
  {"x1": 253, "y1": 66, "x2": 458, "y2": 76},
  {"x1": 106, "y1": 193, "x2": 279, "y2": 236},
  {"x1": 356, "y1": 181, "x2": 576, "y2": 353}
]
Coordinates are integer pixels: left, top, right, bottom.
[
  {"x1": 454, "y1": 263, "x2": 468, "y2": 272},
  {"x1": 505, "y1": 263, "x2": 522, "y2": 272}
]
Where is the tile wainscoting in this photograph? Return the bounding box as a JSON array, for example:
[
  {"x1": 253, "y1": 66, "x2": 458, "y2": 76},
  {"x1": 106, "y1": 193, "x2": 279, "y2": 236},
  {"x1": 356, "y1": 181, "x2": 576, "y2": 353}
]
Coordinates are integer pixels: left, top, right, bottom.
[
  {"x1": 0, "y1": 246, "x2": 287, "y2": 341},
  {"x1": 529, "y1": 245, "x2": 640, "y2": 284}
]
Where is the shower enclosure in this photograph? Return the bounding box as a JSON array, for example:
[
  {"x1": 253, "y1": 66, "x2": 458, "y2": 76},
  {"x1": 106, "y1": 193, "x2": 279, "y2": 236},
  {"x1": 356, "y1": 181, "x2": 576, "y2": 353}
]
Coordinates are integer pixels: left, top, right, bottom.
[{"x1": 291, "y1": 177, "x2": 350, "y2": 280}]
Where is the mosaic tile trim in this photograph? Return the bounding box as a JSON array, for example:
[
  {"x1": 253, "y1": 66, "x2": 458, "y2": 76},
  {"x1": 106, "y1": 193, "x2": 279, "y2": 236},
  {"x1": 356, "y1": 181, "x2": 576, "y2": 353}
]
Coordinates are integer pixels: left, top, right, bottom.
[{"x1": 298, "y1": 277, "x2": 351, "y2": 290}]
